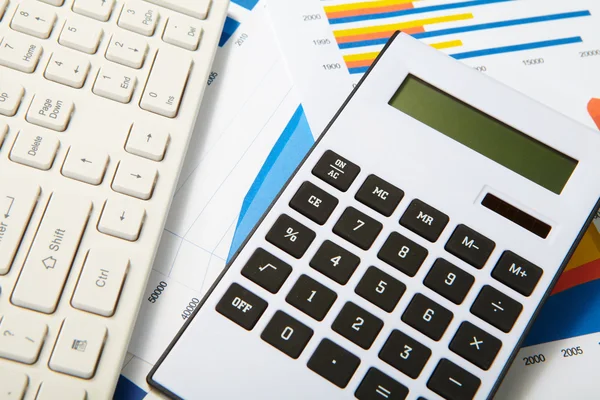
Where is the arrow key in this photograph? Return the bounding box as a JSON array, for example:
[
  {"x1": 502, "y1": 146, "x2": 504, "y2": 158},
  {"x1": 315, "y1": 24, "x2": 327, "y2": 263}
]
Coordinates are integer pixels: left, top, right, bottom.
[
  {"x1": 62, "y1": 146, "x2": 109, "y2": 185},
  {"x1": 112, "y1": 159, "x2": 158, "y2": 200},
  {"x1": 98, "y1": 197, "x2": 145, "y2": 241},
  {"x1": 45, "y1": 51, "x2": 90, "y2": 88},
  {"x1": 125, "y1": 123, "x2": 169, "y2": 161},
  {"x1": 106, "y1": 33, "x2": 148, "y2": 69}
]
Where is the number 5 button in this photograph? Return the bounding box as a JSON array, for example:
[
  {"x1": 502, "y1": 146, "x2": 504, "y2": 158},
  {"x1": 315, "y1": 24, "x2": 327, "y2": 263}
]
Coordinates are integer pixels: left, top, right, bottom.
[{"x1": 355, "y1": 266, "x2": 406, "y2": 312}]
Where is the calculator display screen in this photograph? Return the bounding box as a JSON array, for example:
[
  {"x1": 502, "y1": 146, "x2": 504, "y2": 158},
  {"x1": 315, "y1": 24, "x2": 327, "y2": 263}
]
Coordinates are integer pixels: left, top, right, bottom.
[{"x1": 389, "y1": 75, "x2": 577, "y2": 194}]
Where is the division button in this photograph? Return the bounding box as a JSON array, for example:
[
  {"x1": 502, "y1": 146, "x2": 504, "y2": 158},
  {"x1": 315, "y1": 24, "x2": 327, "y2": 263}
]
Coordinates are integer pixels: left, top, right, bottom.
[
  {"x1": 307, "y1": 338, "x2": 360, "y2": 388},
  {"x1": 449, "y1": 321, "x2": 502, "y2": 370},
  {"x1": 215, "y1": 283, "x2": 268, "y2": 330},
  {"x1": 427, "y1": 358, "x2": 481, "y2": 400},
  {"x1": 355, "y1": 367, "x2": 409, "y2": 400},
  {"x1": 286, "y1": 275, "x2": 337, "y2": 321},
  {"x1": 312, "y1": 150, "x2": 360, "y2": 192},
  {"x1": 401, "y1": 294, "x2": 453, "y2": 341},
  {"x1": 445, "y1": 225, "x2": 495, "y2": 269},
  {"x1": 470, "y1": 285, "x2": 523, "y2": 333},
  {"x1": 492, "y1": 251, "x2": 543, "y2": 296},
  {"x1": 355, "y1": 266, "x2": 406, "y2": 312},
  {"x1": 266, "y1": 214, "x2": 316, "y2": 259},
  {"x1": 331, "y1": 302, "x2": 383, "y2": 349},
  {"x1": 309, "y1": 240, "x2": 360, "y2": 285},
  {"x1": 355, "y1": 174, "x2": 404, "y2": 217},
  {"x1": 261, "y1": 311, "x2": 313, "y2": 359},
  {"x1": 377, "y1": 232, "x2": 428, "y2": 277},
  {"x1": 424, "y1": 259, "x2": 474, "y2": 305},
  {"x1": 379, "y1": 330, "x2": 431, "y2": 379},
  {"x1": 289, "y1": 181, "x2": 339, "y2": 225},
  {"x1": 241, "y1": 248, "x2": 292, "y2": 294},
  {"x1": 333, "y1": 207, "x2": 382, "y2": 250},
  {"x1": 399, "y1": 199, "x2": 449, "y2": 242}
]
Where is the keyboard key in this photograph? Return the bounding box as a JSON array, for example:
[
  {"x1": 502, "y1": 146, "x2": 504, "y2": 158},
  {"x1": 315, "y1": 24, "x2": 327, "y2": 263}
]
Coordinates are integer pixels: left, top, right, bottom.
[
  {"x1": 163, "y1": 15, "x2": 202, "y2": 51},
  {"x1": 289, "y1": 181, "x2": 338, "y2": 225},
  {"x1": 449, "y1": 322, "x2": 502, "y2": 370},
  {"x1": 59, "y1": 17, "x2": 104, "y2": 54},
  {"x1": 400, "y1": 199, "x2": 449, "y2": 242},
  {"x1": 98, "y1": 198, "x2": 145, "y2": 241},
  {"x1": 379, "y1": 330, "x2": 431, "y2": 379},
  {"x1": 0, "y1": 80, "x2": 24, "y2": 116},
  {"x1": 10, "y1": 131, "x2": 60, "y2": 170},
  {"x1": 286, "y1": 275, "x2": 337, "y2": 321},
  {"x1": 73, "y1": 0, "x2": 115, "y2": 21},
  {"x1": 106, "y1": 33, "x2": 148, "y2": 69},
  {"x1": 11, "y1": 2, "x2": 57, "y2": 39},
  {"x1": 118, "y1": 1, "x2": 159, "y2": 36},
  {"x1": 307, "y1": 339, "x2": 360, "y2": 388},
  {"x1": 45, "y1": 52, "x2": 91, "y2": 88},
  {"x1": 36, "y1": 383, "x2": 86, "y2": 400},
  {"x1": 312, "y1": 150, "x2": 360, "y2": 192},
  {"x1": 71, "y1": 250, "x2": 129, "y2": 316},
  {"x1": 215, "y1": 283, "x2": 268, "y2": 330},
  {"x1": 241, "y1": 248, "x2": 292, "y2": 294},
  {"x1": 309, "y1": 240, "x2": 360, "y2": 285},
  {"x1": 355, "y1": 174, "x2": 404, "y2": 217},
  {"x1": 355, "y1": 266, "x2": 405, "y2": 312},
  {"x1": 377, "y1": 232, "x2": 428, "y2": 277},
  {"x1": 125, "y1": 124, "x2": 169, "y2": 161},
  {"x1": 266, "y1": 214, "x2": 315, "y2": 259},
  {"x1": 0, "y1": 122, "x2": 5, "y2": 146},
  {"x1": 48, "y1": 317, "x2": 107, "y2": 378},
  {"x1": 427, "y1": 359, "x2": 481, "y2": 400},
  {"x1": 424, "y1": 259, "x2": 474, "y2": 305},
  {"x1": 332, "y1": 302, "x2": 383, "y2": 349},
  {"x1": 355, "y1": 367, "x2": 409, "y2": 400},
  {"x1": 401, "y1": 294, "x2": 453, "y2": 341},
  {"x1": 12, "y1": 194, "x2": 91, "y2": 313},
  {"x1": 445, "y1": 225, "x2": 495, "y2": 269},
  {"x1": 93, "y1": 65, "x2": 137, "y2": 103},
  {"x1": 141, "y1": 48, "x2": 192, "y2": 117},
  {"x1": 62, "y1": 146, "x2": 109, "y2": 185},
  {"x1": 333, "y1": 207, "x2": 382, "y2": 250},
  {"x1": 492, "y1": 251, "x2": 543, "y2": 296},
  {"x1": 0, "y1": 0, "x2": 7, "y2": 18},
  {"x1": 0, "y1": 315, "x2": 47, "y2": 364},
  {"x1": 112, "y1": 159, "x2": 158, "y2": 200},
  {"x1": 0, "y1": 183, "x2": 39, "y2": 275},
  {"x1": 26, "y1": 95, "x2": 74, "y2": 132},
  {"x1": 0, "y1": 367, "x2": 28, "y2": 400},
  {"x1": 146, "y1": 0, "x2": 211, "y2": 19},
  {"x1": 260, "y1": 311, "x2": 313, "y2": 359},
  {"x1": 0, "y1": 35, "x2": 43, "y2": 73},
  {"x1": 470, "y1": 285, "x2": 523, "y2": 333}
]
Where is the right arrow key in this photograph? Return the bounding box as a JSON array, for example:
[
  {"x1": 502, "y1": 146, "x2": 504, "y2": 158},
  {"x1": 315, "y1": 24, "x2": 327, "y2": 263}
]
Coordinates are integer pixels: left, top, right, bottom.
[{"x1": 112, "y1": 159, "x2": 158, "y2": 200}]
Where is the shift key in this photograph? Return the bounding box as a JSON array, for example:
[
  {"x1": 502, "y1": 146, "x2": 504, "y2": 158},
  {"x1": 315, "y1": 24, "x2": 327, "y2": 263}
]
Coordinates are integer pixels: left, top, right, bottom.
[
  {"x1": 0, "y1": 183, "x2": 40, "y2": 275},
  {"x1": 12, "y1": 193, "x2": 91, "y2": 313}
]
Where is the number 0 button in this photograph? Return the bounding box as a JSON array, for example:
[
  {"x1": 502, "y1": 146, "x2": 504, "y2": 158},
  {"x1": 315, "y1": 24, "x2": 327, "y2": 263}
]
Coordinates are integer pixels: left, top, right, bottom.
[{"x1": 261, "y1": 311, "x2": 314, "y2": 359}]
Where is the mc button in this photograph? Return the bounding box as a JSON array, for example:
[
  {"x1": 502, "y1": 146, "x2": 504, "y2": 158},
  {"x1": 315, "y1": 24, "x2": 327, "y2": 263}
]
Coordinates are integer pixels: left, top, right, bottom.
[{"x1": 215, "y1": 283, "x2": 268, "y2": 330}]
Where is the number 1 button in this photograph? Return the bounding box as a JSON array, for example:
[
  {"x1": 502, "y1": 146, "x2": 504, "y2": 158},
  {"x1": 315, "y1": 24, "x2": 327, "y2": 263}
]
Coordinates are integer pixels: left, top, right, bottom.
[
  {"x1": 286, "y1": 275, "x2": 337, "y2": 321},
  {"x1": 266, "y1": 214, "x2": 316, "y2": 259}
]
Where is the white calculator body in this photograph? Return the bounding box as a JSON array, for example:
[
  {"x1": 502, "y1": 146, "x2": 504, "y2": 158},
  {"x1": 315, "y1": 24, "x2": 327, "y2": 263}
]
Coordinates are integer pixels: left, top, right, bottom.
[{"x1": 148, "y1": 33, "x2": 600, "y2": 400}]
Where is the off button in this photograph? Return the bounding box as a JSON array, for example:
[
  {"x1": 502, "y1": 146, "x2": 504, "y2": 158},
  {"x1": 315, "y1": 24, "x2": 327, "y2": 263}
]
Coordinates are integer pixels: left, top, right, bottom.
[{"x1": 215, "y1": 283, "x2": 268, "y2": 330}]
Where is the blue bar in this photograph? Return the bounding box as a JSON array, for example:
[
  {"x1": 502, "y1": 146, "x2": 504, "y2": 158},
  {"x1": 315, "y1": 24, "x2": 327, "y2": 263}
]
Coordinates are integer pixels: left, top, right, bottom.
[
  {"x1": 451, "y1": 36, "x2": 583, "y2": 59},
  {"x1": 231, "y1": 0, "x2": 259, "y2": 11},
  {"x1": 338, "y1": 10, "x2": 590, "y2": 49},
  {"x1": 329, "y1": 0, "x2": 511, "y2": 24},
  {"x1": 113, "y1": 376, "x2": 147, "y2": 400},
  {"x1": 348, "y1": 66, "x2": 369, "y2": 74},
  {"x1": 219, "y1": 16, "x2": 240, "y2": 47}
]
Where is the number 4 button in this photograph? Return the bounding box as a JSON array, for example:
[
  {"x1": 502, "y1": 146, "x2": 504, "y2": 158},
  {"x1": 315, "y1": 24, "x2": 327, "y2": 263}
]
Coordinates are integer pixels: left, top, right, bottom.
[{"x1": 310, "y1": 241, "x2": 360, "y2": 285}]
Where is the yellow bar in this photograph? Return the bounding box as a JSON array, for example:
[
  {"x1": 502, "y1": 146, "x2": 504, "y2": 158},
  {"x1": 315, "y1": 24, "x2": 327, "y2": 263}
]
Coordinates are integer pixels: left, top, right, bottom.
[
  {"x1": 334, "y1": 13, "x2": 473, "y2": 37},
  {"x1": 343, "y1": 51, "x2": 380, "y2": 62},
  {"x1": 324, "y1": 0, "x2": 416, "y2": 13},
  {"x1": 430, "y1": 39, "x2": 463, "y2": 50}
]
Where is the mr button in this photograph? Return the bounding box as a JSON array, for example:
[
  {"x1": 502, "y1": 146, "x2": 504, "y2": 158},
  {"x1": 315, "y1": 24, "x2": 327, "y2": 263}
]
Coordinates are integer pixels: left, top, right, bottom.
[
  {"x1": 400, "y1": 199, "x2": 448, "y2": 242},
  {"x1": 312, "y1": 150, "x2": 360, "y2": 192},
  {"x1": 215, "y1": 283, "x2": 268, "y2": 330},
  {"x1": 492, "y1": 251, "x2": 542, "y2": 296}
]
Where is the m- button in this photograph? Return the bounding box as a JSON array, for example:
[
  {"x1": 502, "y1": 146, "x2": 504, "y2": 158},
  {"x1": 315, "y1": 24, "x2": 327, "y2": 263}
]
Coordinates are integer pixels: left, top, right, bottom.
[
  {"x1": 492, "y1": 251, "x2": 543, "y2": 296},
  {"x1": 445, "y1": 225, "x2": 495, "y2": 269},
  {"x1": 215, "y1": 283, "x2": 268, "y2": 330},
  {"x1": 289, "y1": 181, "x2": 339, "y2": 225}
]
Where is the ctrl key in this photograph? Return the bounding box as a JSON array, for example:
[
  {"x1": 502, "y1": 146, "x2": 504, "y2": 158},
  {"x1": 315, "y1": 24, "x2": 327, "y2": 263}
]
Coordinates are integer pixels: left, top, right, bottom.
[{"x1": 215, "y1": 283, "x2": 268, "y2": 331}]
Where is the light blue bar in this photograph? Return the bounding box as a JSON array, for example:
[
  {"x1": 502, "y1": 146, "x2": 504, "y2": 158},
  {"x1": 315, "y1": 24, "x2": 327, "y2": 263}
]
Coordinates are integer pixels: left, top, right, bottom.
[
  {"x1": 231, "y1": 0, "x2": 259, "y2": 11},
  {"x1": 451, "y1": 36, "x2": 582, "y2": 59}
]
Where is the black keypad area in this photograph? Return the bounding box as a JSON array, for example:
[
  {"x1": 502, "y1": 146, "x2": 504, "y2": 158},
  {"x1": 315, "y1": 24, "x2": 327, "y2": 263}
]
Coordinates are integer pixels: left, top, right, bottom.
[{"x1": 217, "y1": 150, "x2": 542, "y2": 397}]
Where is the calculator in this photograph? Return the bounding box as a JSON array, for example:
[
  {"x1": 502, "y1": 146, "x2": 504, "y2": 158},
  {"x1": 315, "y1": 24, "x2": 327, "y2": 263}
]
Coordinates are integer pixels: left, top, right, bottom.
[{"x1": 148, "y1": 33, "x2": 600, "y2": 400}]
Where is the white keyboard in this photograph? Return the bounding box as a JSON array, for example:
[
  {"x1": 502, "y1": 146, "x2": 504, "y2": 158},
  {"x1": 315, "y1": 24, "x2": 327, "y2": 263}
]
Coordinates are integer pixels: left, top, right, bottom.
[{"x1": 0, "y1": 0, "x2": 228, "y2": 397}]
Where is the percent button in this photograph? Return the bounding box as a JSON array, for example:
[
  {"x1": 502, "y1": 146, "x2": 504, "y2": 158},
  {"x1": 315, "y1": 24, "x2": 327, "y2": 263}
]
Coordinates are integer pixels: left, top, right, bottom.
[{"x1": 266, "y1": 214, "x2": 316, "y2": 259}]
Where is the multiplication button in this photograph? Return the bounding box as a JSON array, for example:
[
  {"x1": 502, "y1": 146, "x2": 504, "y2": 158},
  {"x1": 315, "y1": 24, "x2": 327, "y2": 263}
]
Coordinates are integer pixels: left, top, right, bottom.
[
  {"x1": 492, "y1": 251, "x2": 542, "y2": 296},
  {"x1": 445, "y1": 224, "x2": 495, "y2": 269},
  {"x1": 266, "y1": 214, "x2": 316, "y2": 259},
  {"x1": 215, "y1": 283, "x2": 268, "y2": 330},
  {"x1": 312, "y1": 150, "x2": 360, "y2": 192},
  {"x1": 355, "y1": 174, "x2": 404, "y2": 217},
  {"x1": 449, "y1": 322, "x2": 502, "y2": 370},
  {"x1": 289, "y1": 181, "x2": 338, "y2": 225},
  {"x1": 240, "y1": 248, "x2": 292, "y2": 294},
  {"x1": 355, "y1": 368, "x2": 409, "y2": 400},
  {"x1": 400, "y1": 199, "x2": 449, "y2": 242}
]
